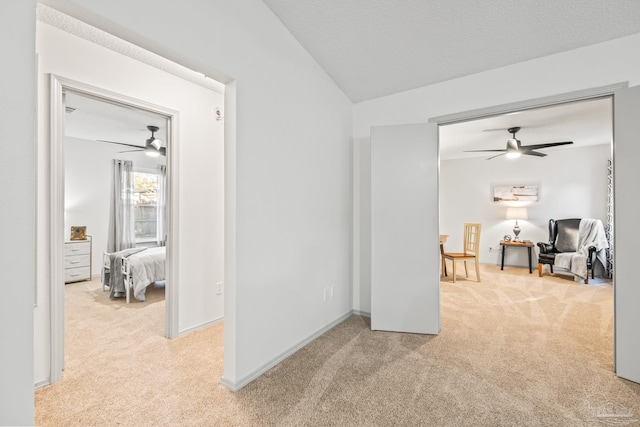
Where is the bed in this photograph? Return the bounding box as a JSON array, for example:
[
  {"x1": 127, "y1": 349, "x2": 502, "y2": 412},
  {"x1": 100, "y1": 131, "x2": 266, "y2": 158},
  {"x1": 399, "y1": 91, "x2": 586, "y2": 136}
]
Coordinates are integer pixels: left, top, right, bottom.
[
  {"x1": 103, "y1": 246, "x2": 165, "y2": 303},
  {"x1": 122, "y1": 246, "x2": 166, "y2": 303}
]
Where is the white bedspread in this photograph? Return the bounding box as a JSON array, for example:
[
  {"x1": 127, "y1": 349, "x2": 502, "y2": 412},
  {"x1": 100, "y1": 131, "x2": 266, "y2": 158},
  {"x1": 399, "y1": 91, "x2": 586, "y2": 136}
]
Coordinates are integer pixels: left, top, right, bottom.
[{"x1": 127, "y1": 246, "x2": 166, "y2": 301}]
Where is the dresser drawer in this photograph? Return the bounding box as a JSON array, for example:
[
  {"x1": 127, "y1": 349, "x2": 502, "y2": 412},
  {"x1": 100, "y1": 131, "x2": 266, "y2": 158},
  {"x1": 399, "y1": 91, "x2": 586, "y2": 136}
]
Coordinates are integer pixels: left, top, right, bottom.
[
  {"x1": 65, "y1": 241, "x2": 91, "y2": 256},
  {"x1": 65, "y1": 253, "x2": 90, "y2": 269},
  {"x1": 65, "y1": 266, "x2": 90, "y2": 283}
]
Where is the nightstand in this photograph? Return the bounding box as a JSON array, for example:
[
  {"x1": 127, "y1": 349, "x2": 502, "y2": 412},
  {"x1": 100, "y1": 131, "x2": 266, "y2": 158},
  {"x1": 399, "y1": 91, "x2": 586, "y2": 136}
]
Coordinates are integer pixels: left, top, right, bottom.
[{"x1": 64, "y1": 237, "x2": 92, "y2": 283}]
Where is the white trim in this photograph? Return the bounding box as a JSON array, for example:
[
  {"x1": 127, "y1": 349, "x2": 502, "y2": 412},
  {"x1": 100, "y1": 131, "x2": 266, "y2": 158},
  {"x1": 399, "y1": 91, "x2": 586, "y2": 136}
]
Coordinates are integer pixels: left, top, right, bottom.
[
  {"x1": 37, "y1": 4, "x2": 226, "y2": 95},
  {"x1": 48, "y1": 75, "x2": 181, "y2": 384},
  {"x1": 220, "y1": 311, "x2": 353, "y2": 392},
  {"x1": 165, "y1": 116, "x2": 180, "y2": 339},
  {"x1": 34, "y1": 379, "x2": 50, "y2": 390},
  {"x1": 429, "y1": 82, "x2": 628, "y2": 126},
  {"x1": 49, "y1": 76, "x2": 65, "y2": 384},
  {"x1": 179, "y1": 316, "x2": 224, "y2": 337}
]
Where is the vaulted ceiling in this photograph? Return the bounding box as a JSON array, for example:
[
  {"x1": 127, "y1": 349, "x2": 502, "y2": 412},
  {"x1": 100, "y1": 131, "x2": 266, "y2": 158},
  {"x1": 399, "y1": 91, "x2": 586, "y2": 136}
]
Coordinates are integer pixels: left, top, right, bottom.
[
  {"x1": 57, "y1": 3, "x2": 632, "y2": 158},
  {"x1": 262, "y1": 0, "x2": 640, "y2": 103}
]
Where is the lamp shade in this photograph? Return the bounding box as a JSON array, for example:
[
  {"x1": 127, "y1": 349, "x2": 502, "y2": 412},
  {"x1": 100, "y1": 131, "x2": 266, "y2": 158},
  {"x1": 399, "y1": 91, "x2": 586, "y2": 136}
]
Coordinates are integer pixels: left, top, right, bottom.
[{"x1": 506, "y1": 207, "x2": 528, "y2": 220}]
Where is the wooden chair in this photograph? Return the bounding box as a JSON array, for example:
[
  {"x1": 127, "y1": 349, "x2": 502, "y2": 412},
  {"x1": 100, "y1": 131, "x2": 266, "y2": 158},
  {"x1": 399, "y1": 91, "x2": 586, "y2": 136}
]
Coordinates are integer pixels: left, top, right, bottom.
[{"x1": 442, "y1": 223, "x2": 482, "y2": 283}]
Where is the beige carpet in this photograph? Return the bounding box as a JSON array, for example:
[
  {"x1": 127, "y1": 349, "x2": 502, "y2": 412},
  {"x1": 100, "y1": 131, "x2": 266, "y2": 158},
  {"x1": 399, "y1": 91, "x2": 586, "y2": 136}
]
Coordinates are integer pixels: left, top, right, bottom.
[{"x1": 35, "y1": 266, "x2": 640, "y2": 426}]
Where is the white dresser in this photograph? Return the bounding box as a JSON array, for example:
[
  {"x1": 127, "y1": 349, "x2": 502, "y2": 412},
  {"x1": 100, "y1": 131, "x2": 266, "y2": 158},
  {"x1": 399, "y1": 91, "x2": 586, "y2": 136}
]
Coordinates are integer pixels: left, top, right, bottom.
[{"x1": 64, "y1": 238, "x2": 92, "y2": 283}]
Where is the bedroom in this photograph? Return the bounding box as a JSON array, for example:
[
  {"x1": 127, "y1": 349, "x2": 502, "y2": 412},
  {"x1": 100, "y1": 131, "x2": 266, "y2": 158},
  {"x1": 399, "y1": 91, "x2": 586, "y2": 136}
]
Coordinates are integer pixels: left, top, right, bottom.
[{"x1": 64, "y1": 91, "x2": 169, "y2": 303}]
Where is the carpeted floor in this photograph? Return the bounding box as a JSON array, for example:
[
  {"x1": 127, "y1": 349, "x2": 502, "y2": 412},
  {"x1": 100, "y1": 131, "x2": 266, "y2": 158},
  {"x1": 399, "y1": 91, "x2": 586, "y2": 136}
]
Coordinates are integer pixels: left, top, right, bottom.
[{"x1": 35, "y1": 266, "x2": 640, "y2": 426}]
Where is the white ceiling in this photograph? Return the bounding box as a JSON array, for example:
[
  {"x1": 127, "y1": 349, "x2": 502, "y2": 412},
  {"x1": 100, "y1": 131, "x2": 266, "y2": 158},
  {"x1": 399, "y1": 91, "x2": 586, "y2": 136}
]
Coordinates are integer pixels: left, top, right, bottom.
[
  {"x1": 64, "y1": 91, "x2": 168, "y2": 150},
  {"x1": 262, "y1": 0, "x2": 640, "y2": 103},
  {"x1": 440, "y1": 97, "x2": 612, "y2": 160}
]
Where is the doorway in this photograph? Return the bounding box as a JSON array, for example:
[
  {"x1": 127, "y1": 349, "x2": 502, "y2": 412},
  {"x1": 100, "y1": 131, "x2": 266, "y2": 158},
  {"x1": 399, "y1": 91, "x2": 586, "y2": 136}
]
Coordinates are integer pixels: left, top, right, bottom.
[
  {"x1": 437, "y1": 96, "x2": 614, "y2": 369},
  {"x1": 369, "y1": 83, "x2": 640, "y2": 382},
  {"x1": 37, "y1": 11, "x2": 227, "y2": 389},
  {"x1": 430, "y1": 83, "x2": 640, "y2": 382},
  {"x1": 49, "y1": 75, "x2": 181, "y2": 382}
]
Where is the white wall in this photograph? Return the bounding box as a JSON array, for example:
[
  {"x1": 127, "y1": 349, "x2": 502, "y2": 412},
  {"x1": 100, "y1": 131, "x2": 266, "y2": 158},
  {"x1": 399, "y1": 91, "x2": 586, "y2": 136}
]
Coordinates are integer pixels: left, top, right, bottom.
[
  {"x1": 440, "y1": 144, "x2": 610, "y2": 268},
  {"x1": 353, "y1": 33, "x2": 640, "y2": 313},
  {"x1": 41, "y1": 0, "x2": 354, "y2": 390},
  {"x1": 65, "y1": 136, "x2": 166, "y2": 275},
  {"x1": 0, "y1": 2, "x2": 36, "y2": 424},
  {"x1": 35, "y1": 22, "x2": 225, "y2": 384}
]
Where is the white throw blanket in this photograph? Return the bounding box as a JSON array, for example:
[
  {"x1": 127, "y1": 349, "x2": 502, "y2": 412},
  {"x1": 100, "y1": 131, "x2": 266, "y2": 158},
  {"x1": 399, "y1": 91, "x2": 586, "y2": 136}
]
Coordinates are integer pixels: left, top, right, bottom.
[{"x1": 554, "y1": 219, "x2": 609, "y2": 281}]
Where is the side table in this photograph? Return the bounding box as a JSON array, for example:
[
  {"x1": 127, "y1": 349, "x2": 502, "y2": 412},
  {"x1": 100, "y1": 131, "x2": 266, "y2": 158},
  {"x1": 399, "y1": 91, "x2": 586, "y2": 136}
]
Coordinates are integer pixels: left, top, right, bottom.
[{"x1": 500, "y1": 240, "x2": 534, "y2": 273}]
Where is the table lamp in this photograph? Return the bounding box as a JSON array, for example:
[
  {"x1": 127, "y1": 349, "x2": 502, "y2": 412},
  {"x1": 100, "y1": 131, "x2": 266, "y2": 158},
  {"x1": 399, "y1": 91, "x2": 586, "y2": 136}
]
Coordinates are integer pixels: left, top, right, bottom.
[{"x1": 506, "y1": 207, "x2": 528, "y2": 241}]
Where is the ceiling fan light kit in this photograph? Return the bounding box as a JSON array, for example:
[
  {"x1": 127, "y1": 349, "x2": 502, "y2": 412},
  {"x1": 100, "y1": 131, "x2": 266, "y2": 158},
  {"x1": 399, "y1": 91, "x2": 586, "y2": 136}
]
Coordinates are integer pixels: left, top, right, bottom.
[
  {"x1": 145, "y1": 125, "x2": 163, "y2": 156},
  {"x1": 145, "y1": 145, "x2": 161, "y2": 157},
  {"x1": 464, "y1": 126, "x2": 573, "y2": 160},
  {"x1": 505, "y1": 138, "x2": 521, "y2": 158}
]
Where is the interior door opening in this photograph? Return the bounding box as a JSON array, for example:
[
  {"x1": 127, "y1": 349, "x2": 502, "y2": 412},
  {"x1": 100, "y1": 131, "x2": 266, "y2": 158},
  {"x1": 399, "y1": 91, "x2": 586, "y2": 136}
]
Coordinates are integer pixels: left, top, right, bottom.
[
  {"x1": 48, "y1": 76, "x2": 182, "y2": 383},
  {"x1": 437, "y1": 94, "x2": 614, "y2": 371}
]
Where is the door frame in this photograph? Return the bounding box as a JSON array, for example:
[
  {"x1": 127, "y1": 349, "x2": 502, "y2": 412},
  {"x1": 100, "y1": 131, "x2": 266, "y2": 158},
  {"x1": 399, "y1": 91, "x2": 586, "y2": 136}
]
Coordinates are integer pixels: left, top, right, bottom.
[
  {"x1": 430, "y1": 81, "x2": 626, "y2": 372},
  {"x1": 49, "y1": 74, "x2": 181, "y2": 383}
]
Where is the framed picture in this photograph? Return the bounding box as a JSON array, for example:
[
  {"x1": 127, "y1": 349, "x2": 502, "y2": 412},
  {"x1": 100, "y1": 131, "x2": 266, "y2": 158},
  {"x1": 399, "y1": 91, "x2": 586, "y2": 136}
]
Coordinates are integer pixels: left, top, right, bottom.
[
  {"x1": 493, "y1": 185, "x2": 538, "y2": 202},
  {"x1": 70, "y1": 226, "x2": 87, "y2": 240}
]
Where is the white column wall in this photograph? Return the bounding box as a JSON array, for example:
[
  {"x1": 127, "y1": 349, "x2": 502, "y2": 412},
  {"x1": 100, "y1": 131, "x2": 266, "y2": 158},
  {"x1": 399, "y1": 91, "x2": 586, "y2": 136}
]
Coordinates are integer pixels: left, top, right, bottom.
[
  {"x1": 56, "y1": 0, "x2": 354, "y2": 388},
  {"x1": 353, "y1": 33, "x2": 640, "y2": 313},
  {"x1": 0, "y1": 1, "x2": 36, "y2": 425},
  {"x1": 35, "y1": 22, "x2": 225, "y2": 384}
]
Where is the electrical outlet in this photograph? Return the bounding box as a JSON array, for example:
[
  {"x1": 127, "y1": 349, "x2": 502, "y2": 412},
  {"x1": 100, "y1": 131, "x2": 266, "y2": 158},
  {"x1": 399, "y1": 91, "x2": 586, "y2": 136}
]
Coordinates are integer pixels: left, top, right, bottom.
[
  {"x1": 330, "y1": 285, "x2": 335, "y2": 298},
  {"x1": 216, "y1": 282, "x2": 223, "y2": 295}
]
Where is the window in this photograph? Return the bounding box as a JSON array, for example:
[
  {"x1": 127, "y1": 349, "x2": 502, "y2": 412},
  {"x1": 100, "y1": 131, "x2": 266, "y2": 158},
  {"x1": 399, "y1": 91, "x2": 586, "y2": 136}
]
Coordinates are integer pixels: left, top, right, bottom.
[{"x1": 133, "y1": 171, "x2": 158, "y2": 243}]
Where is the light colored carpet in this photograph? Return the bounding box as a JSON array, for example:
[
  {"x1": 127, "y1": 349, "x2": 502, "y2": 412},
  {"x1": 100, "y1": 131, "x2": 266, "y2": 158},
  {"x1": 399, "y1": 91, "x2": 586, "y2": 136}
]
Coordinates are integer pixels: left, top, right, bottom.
[{"x1": 35, "y1": 266, "x2": 640, "y2": 426}]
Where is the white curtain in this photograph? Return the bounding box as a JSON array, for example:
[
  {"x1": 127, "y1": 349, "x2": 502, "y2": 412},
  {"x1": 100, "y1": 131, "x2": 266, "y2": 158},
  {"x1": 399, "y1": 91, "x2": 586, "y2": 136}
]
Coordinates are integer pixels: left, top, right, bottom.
[
  {"x1": 107, "y1": 159, "x2": 135, "y2": 252},
  {"x1": 156, "y1": 164, "x2": 167, "y2": 246}
]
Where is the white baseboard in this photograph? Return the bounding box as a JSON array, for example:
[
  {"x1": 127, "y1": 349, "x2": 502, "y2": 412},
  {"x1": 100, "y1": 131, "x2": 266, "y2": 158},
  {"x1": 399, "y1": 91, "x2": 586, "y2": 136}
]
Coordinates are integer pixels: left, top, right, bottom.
[
  {"x1": 179, "y1": 316, "x2": 224, "y2": 337},
  {"x1": 220, "y1": 310, "x2": 354, "y2": 392},
  {"x1": 352, "y1": 309, "x2": 370, "y2": 318},
  {"x1": 34, "y1": 378, "x2": 50, "y2": 390}
]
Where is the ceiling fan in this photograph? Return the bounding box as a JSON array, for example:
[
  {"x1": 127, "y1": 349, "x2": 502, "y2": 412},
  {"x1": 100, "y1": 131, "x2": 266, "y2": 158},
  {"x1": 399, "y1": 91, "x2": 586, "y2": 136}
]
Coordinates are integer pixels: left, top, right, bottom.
[
  {"x1": 97, "y1": 125, "x2": 166, "y2": 157},
  {"x1": 464, "y1": 127, "x2": 573, "y2": 160}
]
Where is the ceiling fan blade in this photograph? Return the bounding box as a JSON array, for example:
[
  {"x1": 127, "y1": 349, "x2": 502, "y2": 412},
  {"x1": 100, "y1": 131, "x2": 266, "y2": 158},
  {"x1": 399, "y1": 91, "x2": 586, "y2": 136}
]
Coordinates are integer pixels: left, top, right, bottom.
[
  {"x1": 159, "y1": 147, "x2": 167, "y2": 156},
  {"x1": 520, "y1": 141, "x2": 573, "y2": 150},
  {"x1": 521, "y1": 150, "x2": 547, "y2": 157},
  {"x1": 486, "y1": 153, "x2": 506, "y2": 160},
  {"x1": 464, "y1": 149, "x2": 507, "y2": 153},
  {"x1": 97, "y1": 140, "x2": 143, "y2": 149},
  {"x1": 118, "y1": 149, "x2": 144, "y2": 153}
]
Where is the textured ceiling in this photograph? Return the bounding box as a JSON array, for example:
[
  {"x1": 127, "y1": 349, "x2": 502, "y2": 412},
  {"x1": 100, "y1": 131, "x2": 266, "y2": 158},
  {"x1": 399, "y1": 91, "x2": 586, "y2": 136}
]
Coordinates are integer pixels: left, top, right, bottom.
[{"x1": 262, "y1": 0, "x2": 640, "y2": 102}]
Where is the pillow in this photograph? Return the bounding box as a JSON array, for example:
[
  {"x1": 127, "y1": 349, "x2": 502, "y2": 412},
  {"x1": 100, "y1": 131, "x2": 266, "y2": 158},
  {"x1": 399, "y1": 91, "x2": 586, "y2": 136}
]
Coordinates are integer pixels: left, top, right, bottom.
[{"x1": 556, "y1": 222, "x2": 579, "y2": 252}]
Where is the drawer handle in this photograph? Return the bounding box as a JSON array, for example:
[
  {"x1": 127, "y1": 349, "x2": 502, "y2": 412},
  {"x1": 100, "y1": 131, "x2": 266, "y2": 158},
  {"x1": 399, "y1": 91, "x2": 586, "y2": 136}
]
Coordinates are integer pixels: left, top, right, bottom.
[
  {"x1": 70, "y1": 261, "x2": 81, "y2": 264},
  {"x1": 71, "y1": 249, "x2": 81, "y2": 252},
  {"x1": 71, "y1": 273, "x2": 81, "y2": 277}
]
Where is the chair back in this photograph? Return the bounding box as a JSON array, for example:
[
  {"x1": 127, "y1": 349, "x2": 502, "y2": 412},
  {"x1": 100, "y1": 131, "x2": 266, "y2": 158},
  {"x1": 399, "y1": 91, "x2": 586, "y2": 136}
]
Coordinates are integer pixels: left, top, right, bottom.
[
  {"x1": 549, "y1": 218, "x2": 580, "y2": 252},
  {"x1": 463, "y1": 223, "x2": 482, "y2": 255}
]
